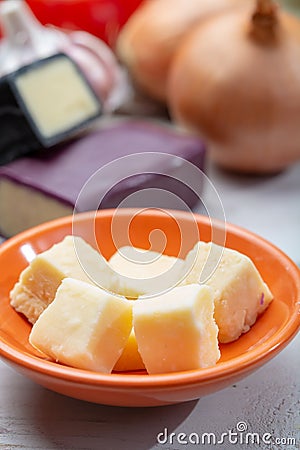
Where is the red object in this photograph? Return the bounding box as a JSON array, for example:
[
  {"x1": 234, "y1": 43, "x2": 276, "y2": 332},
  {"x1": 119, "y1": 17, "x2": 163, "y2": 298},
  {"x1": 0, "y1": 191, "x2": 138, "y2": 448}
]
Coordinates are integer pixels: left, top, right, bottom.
[{"x1": 0, "y1": 0, "x2": 143, "y2": 47}]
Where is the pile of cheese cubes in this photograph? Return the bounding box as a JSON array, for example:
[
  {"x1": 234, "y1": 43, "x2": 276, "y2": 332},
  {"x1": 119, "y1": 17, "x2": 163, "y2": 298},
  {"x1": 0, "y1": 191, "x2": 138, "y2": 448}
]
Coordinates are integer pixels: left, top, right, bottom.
[{"x1": 10, "y1": 235, "x2": 273, "y2": 374}]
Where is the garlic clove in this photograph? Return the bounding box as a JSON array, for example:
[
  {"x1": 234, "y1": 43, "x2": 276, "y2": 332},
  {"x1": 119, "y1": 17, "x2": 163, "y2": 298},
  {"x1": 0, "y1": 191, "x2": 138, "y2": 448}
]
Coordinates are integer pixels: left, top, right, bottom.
[
  {"x1": 0, "y1": 0, "x2": 65, "y2": 76},
  {"x1": 66, "y1": 31, "x2": 128, "y2": 110}
]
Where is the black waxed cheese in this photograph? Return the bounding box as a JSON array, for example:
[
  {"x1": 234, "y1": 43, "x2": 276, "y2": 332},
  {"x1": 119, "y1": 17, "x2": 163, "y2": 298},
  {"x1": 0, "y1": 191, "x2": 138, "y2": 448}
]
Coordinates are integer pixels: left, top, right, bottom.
[
  {"x1": 0, "y1": 53, "x2": 102, "y2": 164},
  {"x1": 0, "y1": 76, "x2": 40, "y2": 164}
]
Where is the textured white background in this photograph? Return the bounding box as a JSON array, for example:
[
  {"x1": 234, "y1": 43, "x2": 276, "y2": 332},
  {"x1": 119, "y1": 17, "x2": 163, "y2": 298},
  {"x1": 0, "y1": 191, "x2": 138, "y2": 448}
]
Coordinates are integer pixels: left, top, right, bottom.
[{"x1": 0, "y1": 159, "x2": 299, "y2": 450}]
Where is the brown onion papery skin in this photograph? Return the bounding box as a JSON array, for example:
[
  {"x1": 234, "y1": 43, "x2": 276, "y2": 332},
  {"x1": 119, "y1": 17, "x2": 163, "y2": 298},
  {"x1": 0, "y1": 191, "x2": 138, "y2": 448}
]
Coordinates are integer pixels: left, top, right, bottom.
[
  {"x1": 167, "y1": 6, "x2": 300, "y2": 174},
  {"x1": 117, "y1": 0, "x2": 247, "y2": 102}
]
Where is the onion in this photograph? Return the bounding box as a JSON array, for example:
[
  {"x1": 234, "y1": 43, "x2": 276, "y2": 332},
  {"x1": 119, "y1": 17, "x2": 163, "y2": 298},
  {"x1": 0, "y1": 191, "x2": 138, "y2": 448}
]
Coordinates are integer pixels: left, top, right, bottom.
[
  {"x1": 168, "y1": 0, "x2": 300, "y2": 174},
  {"x1": 116, "y1": 0, "x2": 247, "y2": 102}
]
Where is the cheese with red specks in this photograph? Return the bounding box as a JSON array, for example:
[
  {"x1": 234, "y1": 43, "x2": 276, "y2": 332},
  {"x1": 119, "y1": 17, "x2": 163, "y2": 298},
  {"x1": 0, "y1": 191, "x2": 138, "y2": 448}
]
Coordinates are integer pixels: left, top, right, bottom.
[{"x1": 182, "y1": 242, "x2": 273, "y2": 343}]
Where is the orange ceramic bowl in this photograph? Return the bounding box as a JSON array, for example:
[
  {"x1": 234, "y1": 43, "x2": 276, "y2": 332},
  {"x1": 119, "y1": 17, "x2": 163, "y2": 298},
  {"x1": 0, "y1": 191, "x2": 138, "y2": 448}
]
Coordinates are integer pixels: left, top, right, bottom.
[{"x1": 0, "y1": 209, "x2": 299, "y2": 407}]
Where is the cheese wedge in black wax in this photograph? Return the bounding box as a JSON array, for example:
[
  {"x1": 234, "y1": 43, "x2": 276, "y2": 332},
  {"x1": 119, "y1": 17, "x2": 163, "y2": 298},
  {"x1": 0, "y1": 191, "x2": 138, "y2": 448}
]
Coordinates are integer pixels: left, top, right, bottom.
[{"x1": 0, "y1": 53, "x2": 102, "y2": 164}]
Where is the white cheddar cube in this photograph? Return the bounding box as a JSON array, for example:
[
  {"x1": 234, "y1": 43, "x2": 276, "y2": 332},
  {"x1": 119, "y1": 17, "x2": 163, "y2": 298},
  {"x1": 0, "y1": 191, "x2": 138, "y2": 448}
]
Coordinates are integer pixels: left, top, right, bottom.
[
  {"x1": 133, "y1": 284, "x2": 220, "y2": 374},
  {"x1": 182, "y1": 242, "x2": 273, "y2": 343},
  {"x1": 109, "y1": 246, "x2": 185, "y2": 297},
  {"x1": 29, "y1": 278, "x2": 132, "y2": 373},
  {"x1": 10, "y1": 235, "x2": 119, "y2": 323}
]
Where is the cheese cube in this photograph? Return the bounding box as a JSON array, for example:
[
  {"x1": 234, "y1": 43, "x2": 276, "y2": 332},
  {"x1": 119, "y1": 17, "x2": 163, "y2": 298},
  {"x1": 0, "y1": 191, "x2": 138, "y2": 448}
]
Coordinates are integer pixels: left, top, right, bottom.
[
  {"x1": 182, "y1": 242, "x2": 273, "y2": 343},
  {"x1": 111, "y1": 245, "x2": 186, "y2": 371},
  {"x1": 133, "y1": 284, "x2": 220, "y2": 374},
  {"x1": 114, "y1": 329, "x2": 145, "y2": 372},
  {"x1": 10, "y1": 235, "x2": 119, "y2": 323},
  {"x1": 109, "y1": 246, "x2": 185, "y2": 297},
  {"x1": 29, "y1": 278, "x2": 132, "y2": 373}
]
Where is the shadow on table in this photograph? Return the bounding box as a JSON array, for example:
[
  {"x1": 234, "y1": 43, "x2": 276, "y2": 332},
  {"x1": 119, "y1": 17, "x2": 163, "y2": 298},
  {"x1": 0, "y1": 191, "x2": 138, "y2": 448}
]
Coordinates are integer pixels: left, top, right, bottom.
[{"x1": 32, "y1": 387, "x2": 198, "y2": 450}]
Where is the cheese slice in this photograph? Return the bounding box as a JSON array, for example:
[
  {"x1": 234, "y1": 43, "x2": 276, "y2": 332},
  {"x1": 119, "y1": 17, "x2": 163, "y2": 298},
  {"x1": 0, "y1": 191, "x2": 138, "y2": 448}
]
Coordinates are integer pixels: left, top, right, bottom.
[
  {"x1": 10, "y1": 235, "x2": 119, "y2": 324},
  {"x1": 133, "y1": 284, "x2": 220, "y2": 374},
  {"x1": 109, "y1": 246, "x2": 185, "y2": 297},
  {"x1": 182, "y1": 242, "x2": 274, "y2": 343},
  {"x1": 29, "y1": 278, "x2": 132, "y2": 373}
]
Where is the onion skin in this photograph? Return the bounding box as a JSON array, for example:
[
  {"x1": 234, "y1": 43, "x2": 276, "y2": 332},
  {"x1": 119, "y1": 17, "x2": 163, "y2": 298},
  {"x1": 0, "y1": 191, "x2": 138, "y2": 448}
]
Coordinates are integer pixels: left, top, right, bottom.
[
  {"x1": 117, "y1": 0, "x2": 247, "y2": 102},
  {"x1": 168, "y1": 5, "x2": 300, "y2": 174}
]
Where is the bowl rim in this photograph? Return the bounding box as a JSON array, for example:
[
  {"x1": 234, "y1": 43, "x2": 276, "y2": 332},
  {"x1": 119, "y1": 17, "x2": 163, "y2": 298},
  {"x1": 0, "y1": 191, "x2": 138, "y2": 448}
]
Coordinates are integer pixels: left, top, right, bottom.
[{"x1": 0, "y1": 209, "x2": 299, "y2": 389}]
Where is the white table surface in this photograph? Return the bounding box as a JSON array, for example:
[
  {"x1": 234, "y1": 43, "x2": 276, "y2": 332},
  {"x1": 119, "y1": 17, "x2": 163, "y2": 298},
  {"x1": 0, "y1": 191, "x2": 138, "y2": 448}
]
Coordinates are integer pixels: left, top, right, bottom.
[{"x1": 0, "y1": 158, "x2": 299, "y2": 450}]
